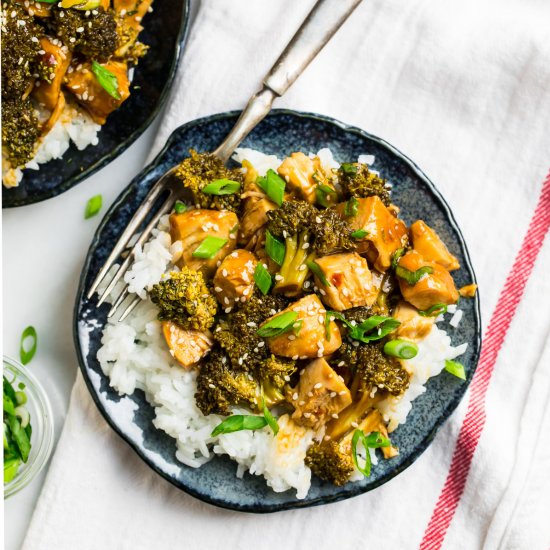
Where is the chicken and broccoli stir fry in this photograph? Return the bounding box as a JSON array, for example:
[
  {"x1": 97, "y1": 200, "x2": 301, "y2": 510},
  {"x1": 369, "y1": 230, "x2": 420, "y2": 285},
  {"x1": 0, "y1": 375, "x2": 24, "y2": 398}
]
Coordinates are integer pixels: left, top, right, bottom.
[
  {"x1": 149, "y1": 149, "x2": 475, "y2": 487},
  {"x1": 1, "y1": 0, "x2": 153, "y2": 186}
]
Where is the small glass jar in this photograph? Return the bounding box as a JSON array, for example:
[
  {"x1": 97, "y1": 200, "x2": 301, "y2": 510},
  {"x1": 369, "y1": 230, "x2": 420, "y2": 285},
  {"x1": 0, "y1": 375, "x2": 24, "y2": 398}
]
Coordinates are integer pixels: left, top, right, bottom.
[{"x1": 3, "y1": 355, "x2": 54, "y2": 499}]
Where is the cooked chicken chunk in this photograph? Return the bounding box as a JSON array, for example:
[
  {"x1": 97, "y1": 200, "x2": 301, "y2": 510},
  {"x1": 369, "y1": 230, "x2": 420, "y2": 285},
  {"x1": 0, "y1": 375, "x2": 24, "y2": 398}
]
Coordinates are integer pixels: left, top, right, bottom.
[
  {"x1": 64, "y1": 60, "x2": 130, "y2": 125},
  {"x1": 162, "y1": 321, "x2": 213, "y2": 369},
  {"x1": 336, "y1": 196, "x2": 408, "y2": 271},
  {"x1": 263, "y1": 294, "x2": 342, "y2": 359},
  {"x1": 170, "y1": 209, "x2": 238, "y2": 278},
  {"x1": 239, "y1": 160, "x2": 276, "y2": 246},
  {"x1": 393, "y1": 301, "x2": 435, "y2": 341},
  {"x1": 311, "y1": 253, "x2": 379, "y2": 311},
  {"x1": 278, "y1": 152, "x2": 318, "y2": 204},
  {"x1": 33, "y1": 37, "x2": 72, "y2": 111},
  {"x1": 213, "y1": 249, "x2": 257, "y2": 308},
  {"x1": 459, "y1": 283, "x2": 478, "y2": 298},
  {"x1": 410, "y1": 220, "x2": 460, "y2": 271},
  {"x1": 396, "y1": 250, "x2": 459, "y2": 310},
  {"x1": 290, "y1": 358, "x2": 352, "y2": 430}
]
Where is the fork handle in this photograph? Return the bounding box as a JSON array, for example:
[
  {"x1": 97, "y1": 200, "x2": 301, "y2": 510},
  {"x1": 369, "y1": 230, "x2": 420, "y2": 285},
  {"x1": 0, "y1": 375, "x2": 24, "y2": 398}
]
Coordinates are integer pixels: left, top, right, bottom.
[{"x1": 212, "y1": 0, "x2": 363, "y2": 162}]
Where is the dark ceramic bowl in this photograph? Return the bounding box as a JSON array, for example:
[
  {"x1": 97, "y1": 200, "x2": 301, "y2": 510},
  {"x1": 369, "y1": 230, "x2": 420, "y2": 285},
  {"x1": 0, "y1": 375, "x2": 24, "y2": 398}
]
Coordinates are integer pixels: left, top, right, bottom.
[
  {"x1": 74, "y1": 110, "x2": 481, "y2": 512},
  {"x1": 3, "y1": 0, "x2": 190, "y2": 208}
]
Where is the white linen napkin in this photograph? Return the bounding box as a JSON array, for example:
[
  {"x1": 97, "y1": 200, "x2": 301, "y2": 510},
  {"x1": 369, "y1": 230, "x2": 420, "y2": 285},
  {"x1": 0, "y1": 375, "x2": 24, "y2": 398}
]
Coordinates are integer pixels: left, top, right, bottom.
[{"x1": 22, "y1": 0, "x2": 550, "y2": 548}]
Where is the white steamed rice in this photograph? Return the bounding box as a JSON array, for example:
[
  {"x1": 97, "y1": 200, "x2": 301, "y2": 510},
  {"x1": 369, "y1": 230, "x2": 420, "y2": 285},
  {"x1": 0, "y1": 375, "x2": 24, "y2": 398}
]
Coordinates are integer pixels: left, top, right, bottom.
[{"x1": 97, "y1": 148, "x2": 467, "y2": 499}]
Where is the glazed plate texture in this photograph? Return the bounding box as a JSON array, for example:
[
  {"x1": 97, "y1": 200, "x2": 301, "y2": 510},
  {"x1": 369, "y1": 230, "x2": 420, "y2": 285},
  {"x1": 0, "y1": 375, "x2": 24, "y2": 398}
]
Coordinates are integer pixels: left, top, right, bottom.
[
  {"x1": 3, "y1": 0, "x2": 190, "y2": 208},
  {"x1": 74, "y1": 110, "x2": 481, "y2": 512}
]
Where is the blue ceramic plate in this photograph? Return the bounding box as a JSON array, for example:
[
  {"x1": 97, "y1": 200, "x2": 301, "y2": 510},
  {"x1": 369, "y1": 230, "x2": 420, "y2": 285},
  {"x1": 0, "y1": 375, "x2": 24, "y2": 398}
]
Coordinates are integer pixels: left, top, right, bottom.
[
  {"x1": 74, "y1": 110, "x2": 481, "y2": 512},
  {"x1": 3, "y1": 0, "x2": 190, "y2": 208}
]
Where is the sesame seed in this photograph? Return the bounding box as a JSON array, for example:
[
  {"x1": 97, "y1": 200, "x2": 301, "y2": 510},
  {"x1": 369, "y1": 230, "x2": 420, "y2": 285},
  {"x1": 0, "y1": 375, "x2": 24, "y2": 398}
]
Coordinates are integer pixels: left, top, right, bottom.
[
  {"x1": 332, "y1": 413, "x2": 339, "y2": 419},
  {"x1": 303, "y1": 412, "x2": 311, "y2": 418},
  {"x1": 314, "y1": 383, "x2": 323, "y2": 389},
  {"x1": 292, "y1": 392, "x2": 298, "y2": 401},
  {"x1": 339, "y1": 390, "x2": 347, "y2": 395},
  {"x1": 215, "y1": 287, "x2": 222, "y2": 292},
  {"x1": 299, "y1": 400, "x2": 306, "y2": 406},
  {"x1": 224, "y1": 307, "x2": 232, "y2": 313},
  {"x1": 292, "y1": 354, "x2": 299, "y2": 360}
]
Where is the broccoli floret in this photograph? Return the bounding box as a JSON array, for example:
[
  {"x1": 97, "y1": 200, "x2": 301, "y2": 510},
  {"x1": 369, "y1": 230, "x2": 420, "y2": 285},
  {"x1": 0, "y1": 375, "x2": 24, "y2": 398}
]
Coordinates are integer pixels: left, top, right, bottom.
[
  {"x1": 175, "y1": 150, "x2": 243, "y2": 213},
  {"x1": 150, "y1": 268, "x2": 217, "y2": 331},
  {"x1": 258, "y1": 355, "x2": 297, "y2": 407},
  {"x1": 1, "y1": 99, "x2": 40, "y2": 168},
  {"x1": 49, "y1": 7, "x2": 118, "y2": 60},
  {"x1": 213, "y1": 292, "x2": 290, "y2": 370},
  {"x1": 199, "y1": 293, "x2": 296, "y2": 413},
  {"x1": 1, "y1": 5, "x2": 42, "y2": 102},
  {"x1": 339, "y1": 163, "x2": 391, "y2": 206},
  {"x1": 332, "y1": 341, "x2": 410, "y2": 397},
  {"x1": 266, "y1": 201, "x2": 356, "y2": 296},
  {"x1": 305, "y1": 439, "x2": 355, "y2": 486},
  {"x1": 195, "y1": 351, "x2": 258, "y2": 416}
]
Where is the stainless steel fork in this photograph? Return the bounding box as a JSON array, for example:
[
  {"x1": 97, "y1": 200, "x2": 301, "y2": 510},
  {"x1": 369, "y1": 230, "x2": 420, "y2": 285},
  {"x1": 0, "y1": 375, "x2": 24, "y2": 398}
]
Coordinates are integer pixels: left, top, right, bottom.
[{"x1": 88, "y1": 0, "x2": 363, "y2": 320}]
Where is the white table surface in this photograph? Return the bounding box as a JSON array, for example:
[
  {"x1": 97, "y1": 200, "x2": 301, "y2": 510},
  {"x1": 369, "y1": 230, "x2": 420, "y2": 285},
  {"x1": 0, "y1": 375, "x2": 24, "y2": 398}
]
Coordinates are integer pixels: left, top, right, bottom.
[{"x1": 3, "y1": 118, "x2": 161, "y2": 550}]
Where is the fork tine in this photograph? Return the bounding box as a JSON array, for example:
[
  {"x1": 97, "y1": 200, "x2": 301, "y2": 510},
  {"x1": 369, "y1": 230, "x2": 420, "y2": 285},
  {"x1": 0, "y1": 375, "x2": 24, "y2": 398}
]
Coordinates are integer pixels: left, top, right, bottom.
[
  {"x1": 118, "y1": 295, "x2": 141, "y2": 322},
  {"x1": 107, "y1": 286, "x2": 128, "y2": 318},
  {"x1": 96, "y1": 193, "x2": 175, "y2": 307},
  {"x1": 87, "y1": 171, "x2": 175, "y2": 300}
]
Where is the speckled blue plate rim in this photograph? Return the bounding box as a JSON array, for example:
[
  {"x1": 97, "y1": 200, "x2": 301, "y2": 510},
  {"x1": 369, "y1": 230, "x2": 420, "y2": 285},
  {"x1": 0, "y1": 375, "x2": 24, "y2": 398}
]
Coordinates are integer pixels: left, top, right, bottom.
[
  {"x1": 3, "y1": 0, "x2": 190, "y2": 209},
  {"x1": 73, "y1": 109, "x2": 482, "y2": 513}
]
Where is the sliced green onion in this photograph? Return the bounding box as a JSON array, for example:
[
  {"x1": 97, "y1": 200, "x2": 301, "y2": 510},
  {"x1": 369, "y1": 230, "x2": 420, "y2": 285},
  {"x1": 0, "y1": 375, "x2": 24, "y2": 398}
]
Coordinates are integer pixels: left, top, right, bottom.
[
  {"x1": 14, "y1": 406, "x2": 30, "y2": 429},
  {"x1": 344, "y1": 196, "x2": 359, "y2": 217},
  {"x1": 257, "y1": 169, "x2": 286, "y2": 206},
  {"x1": 340, "y1": 163, "x2": 358, "y2": 176},
  {"x1": 351, "y1": 430, "x2": 372, "y2": 477},
  {"x1": 352, "y1": 430, "x2": 391, "y2": 479},
  {"x1": 211, "y1": 415, "x2": 268, "y2": 437},
  {"x1": 306, "y1": 260, "x2": 331, "y2": 287},
  {"x1": 315, "y1": 184, "x2": 337, "y2": 207},
  {"x1": 395, "y1": 265, "x2": 434, "y2": 285},
  {"x1": 84, "y1": 194, "x2": 102, "y2": 219},
  {"x1": 254, "y1": 263, "x2": 272, "y2": 296},
  {"x1": 4, "y1": 458, "x2": 21, "y2": 483},
  {"x1": 419, "y1": 303, "x2": 448, "y2": 317},
  {"x1": 351, "y1": 229, "x2": 368, "y2": 239},
  {"x1": 91, "y1": 61, "x2": 121, "y2": 100},
  {"x1": 391, "y1": 247, "x2": 405, "y2": 269},
  {"x1": 14, "y1": 391, "x2": 27, "y2": 406},
  {"x1": 191, "y1": 236, "x2": 227, "y2": 259},
  {"x1": 326, "y1": 312, "x2": 400, "y2": 343},
  {"x1": 7, "y1": 415, "x2": 30, "y2": 462},
  {"x1": 444, "y1": 359, "x2": 466, "y2": 380},
  {"x1": 262, "y1": 399, "x2": 279, "y2": 436},
  {"x1": 202, "y1": 179, "x2": 241, "y2": 195},
  {"x1": 174, "y1": 200, "x2": 186, "y2": 214},
  {"x1": 383, "y1": 339, "x2": 419, "y2": 359},
  {"x1": 3, "y1": 393, "x2": 15, "y2": 417},
  {"x1": 364, "y1": 431, "x2": 391, "y2": 448},
  {"x1": 3, "y1": 376, "x2": 17, "y2": 403},
  {"x1": 257, "y1": 311, "x2": 298, "y2": 338},
  {"x1": 265, "y1": 230, "x2": 285, "y2": 266},
  {"x1": 20, "y1": 326, "x2": 37, "y2": 365}
]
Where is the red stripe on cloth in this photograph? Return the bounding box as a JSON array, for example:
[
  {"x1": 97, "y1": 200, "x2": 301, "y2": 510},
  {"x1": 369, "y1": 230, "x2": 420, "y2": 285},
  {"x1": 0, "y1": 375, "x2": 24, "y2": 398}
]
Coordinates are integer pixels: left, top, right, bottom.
[{"x1": 420, "y1": 173, "x2": 550, "y2": 550}]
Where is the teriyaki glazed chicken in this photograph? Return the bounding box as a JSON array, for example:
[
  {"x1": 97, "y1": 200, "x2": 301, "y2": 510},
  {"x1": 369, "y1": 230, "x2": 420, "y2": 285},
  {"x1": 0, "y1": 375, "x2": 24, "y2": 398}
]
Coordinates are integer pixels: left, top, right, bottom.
[{"x1": 97, "y1": 147, "x2": 476, "y2": 498}]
